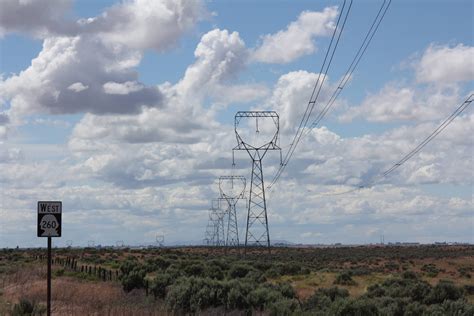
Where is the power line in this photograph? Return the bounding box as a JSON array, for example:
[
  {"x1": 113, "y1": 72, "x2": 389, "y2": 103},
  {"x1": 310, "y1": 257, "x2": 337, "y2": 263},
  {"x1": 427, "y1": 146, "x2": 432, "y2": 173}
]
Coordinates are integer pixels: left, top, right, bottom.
[
  {"x1": 317, "y1": 94, "x2": 474, "y2": 196},
  {"x1": 268, "y1": 0, "x2": 353, "y2": 190},
  {"x1": 302, "y1": 0, "x2": 392, "y2": 139}
]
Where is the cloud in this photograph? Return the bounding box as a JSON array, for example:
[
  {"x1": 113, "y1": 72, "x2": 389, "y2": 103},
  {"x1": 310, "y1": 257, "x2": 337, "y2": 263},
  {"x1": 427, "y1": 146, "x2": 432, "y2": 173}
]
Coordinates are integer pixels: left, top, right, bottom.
[
  {"x1": 338, "y1": 43, "x2": 474, "y2": 123},
  {"x1": 340, "y1": 83, "x2": 462, "y2": 122},
  {"x1": 67, "y1": 28, "x2": 248, "y2": 149},
  {"x1": 82, "y1": 0, "x2": 206, "y2": 51},
  {"x1": 416, "y1": 44, "x2": 474, "y2": 84},
  {"x1": 67, "y1": 82, "x2": 89, "y2": 92},
  {"x1": 266, "y1": 70, "x2": 335, "y2": 133},
  {"x1": 252, "y1": 7, "x2": 338, "y2": 63},
  {"x1": 0, "y1": 35, "x2": 163, "y2": 115},
  {"x1": 0, "y1": 0, "x2": 208, "y2": 120},
  {"x1": 176, "y1": 29, "x2": 248, "y2": 98},
  {"x1": 103, "y1": 81, "x2": 144, "y2": 95},
  {"x1": 0, "y1": 0, "x2": 207, "y2": 50},
  {"x1": 0, "y1": 0, "x2": 76, "y2": 38}
]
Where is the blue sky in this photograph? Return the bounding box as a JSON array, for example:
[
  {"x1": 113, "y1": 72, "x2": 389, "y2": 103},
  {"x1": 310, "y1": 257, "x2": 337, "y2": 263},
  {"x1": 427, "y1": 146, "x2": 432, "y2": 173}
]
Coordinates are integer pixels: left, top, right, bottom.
[{"x1": 0, "y1": 0, "x2": 472, "y2": 247}]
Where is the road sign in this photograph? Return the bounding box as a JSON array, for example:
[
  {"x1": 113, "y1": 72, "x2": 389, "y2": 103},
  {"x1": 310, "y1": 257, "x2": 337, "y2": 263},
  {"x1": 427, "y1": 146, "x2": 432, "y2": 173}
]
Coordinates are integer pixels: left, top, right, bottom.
[{"x1": 37, "y1": 201, "x2": 62, "y2": 237}]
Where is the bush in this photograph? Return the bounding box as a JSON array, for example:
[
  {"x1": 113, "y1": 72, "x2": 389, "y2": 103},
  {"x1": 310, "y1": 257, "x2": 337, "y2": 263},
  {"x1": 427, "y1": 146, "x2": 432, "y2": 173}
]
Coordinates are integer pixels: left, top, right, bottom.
[
  {"x1": 165, "y1": 277, "x2": 224, "y2": 312},
  {"x1": 11, "y1": 298, "x2": 45, "y2": 316},
  {"x1": 424, "y1": 280, "x2": 464, "y2": 304},
  {"x1": 151, "y1": 273, "x2": 172, "y2": 299},
  {"x1": 330, "y1": 297, "x2": 379, "y2": 316},
  {"x1": 334, "y1": 271, "x2": 357, "y2": 286},
  {"x1": 121, "y1": 269, "x2": 146, "y2": 292},
  {"x1": 228, "y1": 264, "x2": 254, "y2": 279},
  {"x1": 226, "y1": 282, "x2": 252, "y2": 310},
  {"x1": 12, "y1": 299, "x2": 34, "y2": 315},
  {"x1": 266, "y1": 298, "x2": 299, "y2": 316},
  {"x1": 421, "y1": 263, "x2": 440, "y2": 277}
]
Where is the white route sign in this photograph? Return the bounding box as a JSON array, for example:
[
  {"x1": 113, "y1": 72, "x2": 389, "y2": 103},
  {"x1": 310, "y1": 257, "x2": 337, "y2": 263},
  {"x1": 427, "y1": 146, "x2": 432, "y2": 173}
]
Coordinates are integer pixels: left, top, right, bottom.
[{"x1": 37, "y1": 201, "x2": 62, "y2": 237}]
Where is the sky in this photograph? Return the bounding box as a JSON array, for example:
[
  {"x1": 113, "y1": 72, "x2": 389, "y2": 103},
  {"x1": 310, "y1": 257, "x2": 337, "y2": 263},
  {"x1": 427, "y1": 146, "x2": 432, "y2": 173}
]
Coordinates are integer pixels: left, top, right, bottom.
[{"x1": 0, "y1": 0, "x2": 473, "y2": 248}]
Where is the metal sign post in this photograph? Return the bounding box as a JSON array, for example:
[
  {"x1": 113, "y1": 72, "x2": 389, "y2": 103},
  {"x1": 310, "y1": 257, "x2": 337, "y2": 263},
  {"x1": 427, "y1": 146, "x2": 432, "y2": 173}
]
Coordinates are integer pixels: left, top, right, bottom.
[{"x1": 37, "y1": 201, "x2": 62, "y2": 316}]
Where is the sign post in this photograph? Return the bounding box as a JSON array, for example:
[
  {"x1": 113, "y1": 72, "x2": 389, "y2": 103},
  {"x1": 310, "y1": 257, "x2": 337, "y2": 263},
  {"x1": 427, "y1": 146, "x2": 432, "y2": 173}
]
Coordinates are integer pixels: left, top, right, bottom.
[{"x1": 37, "y1": 201, "x2": 62, "y2": 316}]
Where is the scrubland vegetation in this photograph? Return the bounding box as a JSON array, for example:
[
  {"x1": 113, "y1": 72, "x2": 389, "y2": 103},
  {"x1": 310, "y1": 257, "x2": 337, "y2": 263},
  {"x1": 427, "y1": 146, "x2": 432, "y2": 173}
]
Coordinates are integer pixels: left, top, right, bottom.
[{"x1": 1, "y1": 245, "x2": 473, "y2": 315}]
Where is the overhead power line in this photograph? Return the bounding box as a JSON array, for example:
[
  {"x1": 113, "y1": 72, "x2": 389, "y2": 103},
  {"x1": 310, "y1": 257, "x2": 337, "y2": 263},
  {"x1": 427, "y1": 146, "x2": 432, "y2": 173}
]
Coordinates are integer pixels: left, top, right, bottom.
[
  {"x1": 268, "y1": 0, "x2": 353, "y2": 190},
  {"x1": 318, "y1": 94, "x2": 474, "y2": 196},
  {"x1": 268, "y1": 0, "x2": 392, "y2": 191},
  {"x1": 302, "y1": 0, "x2": 392, "y2": 139}
]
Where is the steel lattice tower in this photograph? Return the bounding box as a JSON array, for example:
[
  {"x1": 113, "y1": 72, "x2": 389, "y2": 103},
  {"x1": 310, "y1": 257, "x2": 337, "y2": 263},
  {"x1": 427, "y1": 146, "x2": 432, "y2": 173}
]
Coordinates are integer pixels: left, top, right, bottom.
[
  {"x1": 218, "y1": 176, "x2": 246, "y2": 248},
  {"x1": 233, "y1": 111, "x2": 281, "y2": 252},
  {"x1": 207, "y1": 199, "x2": 226, "y2": 246}
]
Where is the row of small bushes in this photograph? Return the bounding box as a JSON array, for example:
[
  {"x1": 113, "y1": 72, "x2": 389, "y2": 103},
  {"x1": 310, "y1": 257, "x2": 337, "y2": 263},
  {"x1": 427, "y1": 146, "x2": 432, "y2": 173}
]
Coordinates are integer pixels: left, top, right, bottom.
[{"x1": 118, "y1": 258, "x2": 473, "y2": 315}]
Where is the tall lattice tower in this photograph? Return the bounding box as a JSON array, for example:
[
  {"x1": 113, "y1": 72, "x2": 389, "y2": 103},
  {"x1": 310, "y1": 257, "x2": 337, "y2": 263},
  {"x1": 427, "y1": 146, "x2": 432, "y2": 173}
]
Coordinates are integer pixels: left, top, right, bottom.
[
  {"x1": 233, "y1": 111, "x2": 281, "y2": 252},
  {"x1": 209, "y1": 199, "x2": 226, "y2": 246},
  {"x1": 219, "y1": 176, "x2": 246, "y2": 248}
]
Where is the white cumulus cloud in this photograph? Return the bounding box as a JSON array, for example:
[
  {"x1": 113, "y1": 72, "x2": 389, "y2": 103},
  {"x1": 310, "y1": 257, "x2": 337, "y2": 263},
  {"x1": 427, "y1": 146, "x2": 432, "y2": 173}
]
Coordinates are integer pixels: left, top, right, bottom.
[{"x1": 252, "y1": 7, "x2": 338, "y2": 63}]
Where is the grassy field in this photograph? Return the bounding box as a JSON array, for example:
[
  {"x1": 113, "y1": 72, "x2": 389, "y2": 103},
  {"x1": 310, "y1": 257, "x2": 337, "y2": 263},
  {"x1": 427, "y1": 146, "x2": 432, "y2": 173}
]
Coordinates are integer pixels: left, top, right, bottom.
[{"x1": 1, "y1": 245, "x2": 473, "y2": 315}]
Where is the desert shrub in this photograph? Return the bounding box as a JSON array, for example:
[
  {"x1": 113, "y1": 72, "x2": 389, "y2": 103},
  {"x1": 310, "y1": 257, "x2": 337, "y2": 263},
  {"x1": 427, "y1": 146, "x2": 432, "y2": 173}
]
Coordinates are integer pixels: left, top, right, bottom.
[
  {"x1": 165, "y1": 264, "x2": 184, "y2": 279},
  {"x1": 302, "y1": 291, "x2": 332, "y2": 312},
  {"x1": 266, "y1": 298, "x2": 299, "y2": 316},
  {"x1": 184, "y1": 263, "x2": 205, "y2": 277},
  {"x1": 165, "y1": 277, "x2": 224, "y2": 312},
  {"x1": 11, "y1": 298, "x2": 45, "y2": 316},
  {"x1": 439, "y1": 299, "x2": 474, "y2": 315},
  {"x1": 334, "y1": 271, "x2": 357, "y2": 286},
  {"x1": 421, "y1": 263, "x2": 440, "y2": 277},
  {"x1": 303, "y1": 286, "x2": 349, "y2": 312},
  {"x1": 121, "y1": 269, "x2": 146, "y2": 292},
  {"x1": 402, "y1": 270, "x2": 418, "y2": 280},
  {"x1": 349, "y1": 267, "x2": 372, "y2": 276},
  {"x1": 264, "y1": 267, "x2": 280, "y2": 278},
  {"x1": 228, "y1": 263, "x2": 254, "y2": 278},
  {"x1": 329, "y1": 297, "x2": 379, "y2": 316},
  {"x1": 119, "y1": 260, "x2": 140, "y2": 276},
  {"x1": 424, "y1": 280, "x2": 464, "y2": 304},
  {"x1": 247, "y1": 285, "x2": 285, "y2": 311},
  {"x1": 275, "y1": 262, "x2": 302, "y2": 275},
  {"x1": 205, "y1": 264, "x2": 224, "y2": 280},
  {"x1": 463, "y1": 284, "x2": 474, "y2": 295},
  {"x1": 458, "y1": 267, "x2": 472, "y2": 279},
  {"x1": 384, "y1": 261, "x2": 400, "y2": 271},
  {"x1": 404, "y1": 301, "x2": 427, "y2": 315},
  {"x1": 151, "y1": 273, "x2": 173, "y2": 299},
  {"x1": 367, "y1": 277, "x2": 431, "y2": 302},
  {"x1": 243, "y1": 269, "x2": 265, "y2": 283},
  {"x1": 275, "y1": 282, "x2": 296, "y2": 299},
  {"x1": 223, "y1": 279, "x2": 254, "y2": 310},
  {"x1": 12, "y1": 299, "x2": 34, "y2": 315}
]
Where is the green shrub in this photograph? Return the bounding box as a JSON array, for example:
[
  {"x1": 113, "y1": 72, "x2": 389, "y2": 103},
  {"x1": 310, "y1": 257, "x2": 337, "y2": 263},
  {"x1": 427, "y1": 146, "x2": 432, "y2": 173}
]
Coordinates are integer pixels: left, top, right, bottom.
[
  {"x1": 151, "y1": 273, "x2": 172, "y2": 299},
  {"x1": 228, "y1": 264, "x2": 254, "y2": 278},
  {"x1": 165, "y1": 277, "x2": 224, "y2": 312},
  {"x1": 424, "y1": 280, "x2": 464, "y2": 304},
  {"x1": 329, "y1": 297, "x2": 379, "y2": 316},
  {"x1": 334, "y1": 271, "x2": 357, "y2": 286},
  {"x1": 11, "y1": 298, "x2": 45, "y2": 316},
  {"x1": 266, "y1": 298, "x2": 299, "y2": 316},
  {"x1": 421, "y1": 263, "x2": 439, "y2": 277},
  {"x1": 121, "y1": 269, "x2": 146, "y2": 292},
  {"x1": 12, "y1": 299, "x2": 34, "y2": 315}
]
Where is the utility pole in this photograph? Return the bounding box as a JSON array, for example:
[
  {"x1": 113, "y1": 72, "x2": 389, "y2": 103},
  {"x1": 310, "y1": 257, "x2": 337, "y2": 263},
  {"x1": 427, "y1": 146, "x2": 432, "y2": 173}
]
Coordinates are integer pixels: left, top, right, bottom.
[
  {"x1": 218, "y1": 176, "x2": 246, "y2": 250},
  {"x1": 233, "y1": 111, "x2": 282, "y2": 253}
]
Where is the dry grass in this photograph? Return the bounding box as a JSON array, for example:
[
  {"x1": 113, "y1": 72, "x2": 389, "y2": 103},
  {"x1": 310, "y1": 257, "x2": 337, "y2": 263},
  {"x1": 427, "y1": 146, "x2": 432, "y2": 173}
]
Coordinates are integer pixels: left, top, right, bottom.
[
  {"x1": 273, "y1": 256, "x2": 474, "y2": 301},
  {"x1": 1, "y1": 263, "x2": 168, "y2": 315}
]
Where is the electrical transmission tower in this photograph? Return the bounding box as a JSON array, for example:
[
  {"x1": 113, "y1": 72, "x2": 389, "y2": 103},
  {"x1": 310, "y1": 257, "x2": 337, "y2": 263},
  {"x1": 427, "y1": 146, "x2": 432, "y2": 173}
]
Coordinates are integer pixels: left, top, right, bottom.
[
  {"x1": 156, "y1": 234, "x2": 165, "y2": 247},
  {"x1": 218, "y1": 176, "x2": 246, "y2": 249},
  {"x1": 205, "y1": 199, "x2": 226, "y2": 247},
  {"x1": 233, "y1": 111, "x2": 282, "y2": 252}
]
